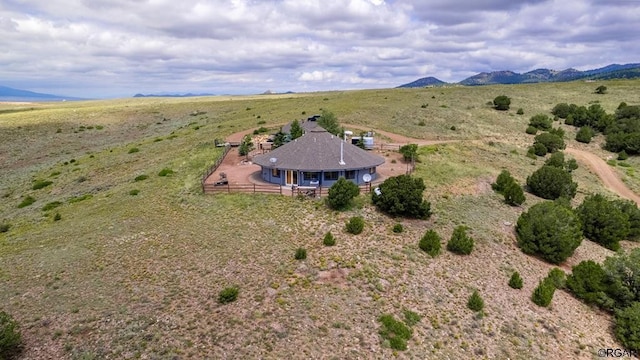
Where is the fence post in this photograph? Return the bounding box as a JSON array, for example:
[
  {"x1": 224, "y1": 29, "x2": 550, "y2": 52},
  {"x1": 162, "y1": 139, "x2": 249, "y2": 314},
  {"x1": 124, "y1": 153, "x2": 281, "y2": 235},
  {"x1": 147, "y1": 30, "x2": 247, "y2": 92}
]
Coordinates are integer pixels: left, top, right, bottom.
[{"x1": 253, "y1": 183, "x2": 256, "y2": 193}]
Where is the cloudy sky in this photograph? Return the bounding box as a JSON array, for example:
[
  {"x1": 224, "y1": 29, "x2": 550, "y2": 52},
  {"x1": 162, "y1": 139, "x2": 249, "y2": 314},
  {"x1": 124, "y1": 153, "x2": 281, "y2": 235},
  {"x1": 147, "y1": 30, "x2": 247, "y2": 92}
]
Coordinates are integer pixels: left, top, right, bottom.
[{"x1": 1, "y1": 0, "x2": 639, "y2": 98}]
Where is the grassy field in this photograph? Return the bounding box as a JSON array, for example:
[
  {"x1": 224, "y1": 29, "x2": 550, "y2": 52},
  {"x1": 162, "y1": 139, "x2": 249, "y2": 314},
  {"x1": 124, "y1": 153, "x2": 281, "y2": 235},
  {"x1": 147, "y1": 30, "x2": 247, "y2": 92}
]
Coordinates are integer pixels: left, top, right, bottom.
[{"x1": 1, "y1": 80, "x2": 640, "y2": 359}]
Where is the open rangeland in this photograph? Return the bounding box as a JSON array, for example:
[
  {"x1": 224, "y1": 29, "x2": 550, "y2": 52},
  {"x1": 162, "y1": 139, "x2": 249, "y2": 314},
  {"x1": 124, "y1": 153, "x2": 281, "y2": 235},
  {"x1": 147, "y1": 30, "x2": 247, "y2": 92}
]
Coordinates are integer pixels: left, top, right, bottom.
[{"x1": 1, "y1": 80, "x2": 640, "y2": 359}]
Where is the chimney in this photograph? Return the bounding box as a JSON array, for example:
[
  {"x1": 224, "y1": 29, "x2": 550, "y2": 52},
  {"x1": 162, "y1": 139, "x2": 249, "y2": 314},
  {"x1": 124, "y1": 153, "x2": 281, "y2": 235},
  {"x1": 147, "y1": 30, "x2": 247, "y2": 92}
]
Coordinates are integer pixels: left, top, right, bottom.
[{"x1": 339, "y1": 140, "x2": 345, "y2": 165}]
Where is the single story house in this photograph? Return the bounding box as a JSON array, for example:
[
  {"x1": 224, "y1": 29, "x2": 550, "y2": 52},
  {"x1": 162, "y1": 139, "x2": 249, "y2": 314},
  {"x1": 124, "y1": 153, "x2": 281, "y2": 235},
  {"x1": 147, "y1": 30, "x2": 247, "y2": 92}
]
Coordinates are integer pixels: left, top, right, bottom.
[{"x1": 252, "y1": 127, "x2": 385, "y2": 186}]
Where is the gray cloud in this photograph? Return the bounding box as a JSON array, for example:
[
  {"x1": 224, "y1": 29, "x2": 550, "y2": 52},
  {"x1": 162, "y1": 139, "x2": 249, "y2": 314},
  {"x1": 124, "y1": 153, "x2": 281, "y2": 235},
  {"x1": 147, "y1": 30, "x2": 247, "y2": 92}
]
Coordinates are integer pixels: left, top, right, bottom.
[{"x1": 0, "y1": 0, "x2": 638, "y2": 98}]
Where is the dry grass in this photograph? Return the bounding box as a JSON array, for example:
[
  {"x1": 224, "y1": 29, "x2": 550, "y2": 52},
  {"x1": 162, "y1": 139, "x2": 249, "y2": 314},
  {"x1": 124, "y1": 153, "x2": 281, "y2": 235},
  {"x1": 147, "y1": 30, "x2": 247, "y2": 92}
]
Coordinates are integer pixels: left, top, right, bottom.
[{"x1": 1, "y1": 80, "x2": 640, "y2": 359}]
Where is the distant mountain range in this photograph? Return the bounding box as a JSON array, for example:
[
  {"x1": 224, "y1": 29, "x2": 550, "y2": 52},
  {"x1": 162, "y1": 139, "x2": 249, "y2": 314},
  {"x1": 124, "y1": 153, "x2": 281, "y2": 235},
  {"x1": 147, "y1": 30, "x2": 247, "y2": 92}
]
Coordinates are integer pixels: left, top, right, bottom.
[
  {"x1": 398, "y1": 63, "x2": 640, "y2": 88},
  {"x1": 0, "y1": 85, "x2": 83, "y2": 101}
]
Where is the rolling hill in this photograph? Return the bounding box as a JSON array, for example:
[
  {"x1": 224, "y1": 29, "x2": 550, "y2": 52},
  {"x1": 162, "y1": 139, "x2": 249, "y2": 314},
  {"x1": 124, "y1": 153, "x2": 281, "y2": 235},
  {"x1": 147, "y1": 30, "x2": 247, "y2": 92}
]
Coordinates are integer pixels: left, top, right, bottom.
[{"x1": 0, "y1": 85, "x2": 83, "y2": 101}]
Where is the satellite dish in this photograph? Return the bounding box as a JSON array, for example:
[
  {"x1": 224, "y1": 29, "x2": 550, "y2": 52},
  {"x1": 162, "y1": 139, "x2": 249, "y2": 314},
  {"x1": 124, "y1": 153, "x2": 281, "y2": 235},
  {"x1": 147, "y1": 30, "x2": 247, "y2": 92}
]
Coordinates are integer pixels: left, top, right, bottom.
[
  {"x1": 362, "y1": 173, "x2": 372, "y2": 183},
  {"x1": 269, "y1": 157, "x2": 277, "y2": 164}
]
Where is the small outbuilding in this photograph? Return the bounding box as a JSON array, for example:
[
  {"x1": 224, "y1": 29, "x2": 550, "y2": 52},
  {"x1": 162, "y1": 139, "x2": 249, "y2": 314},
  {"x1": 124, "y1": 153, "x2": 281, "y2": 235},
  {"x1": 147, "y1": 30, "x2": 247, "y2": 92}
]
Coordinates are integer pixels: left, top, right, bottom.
[{"x1": 252, "y1": 127, "x2": 385, "y2": 186}]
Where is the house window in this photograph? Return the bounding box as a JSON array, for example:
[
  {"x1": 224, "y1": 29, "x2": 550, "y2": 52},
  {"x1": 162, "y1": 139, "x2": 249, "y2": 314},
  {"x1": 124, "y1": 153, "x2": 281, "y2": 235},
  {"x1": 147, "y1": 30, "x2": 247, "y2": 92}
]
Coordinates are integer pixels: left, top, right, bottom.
[
  {"x1": 271, "y1": 168, "x2": 280, "y2": 178},
  {"x1": 303, "y1": 172, "x2": 319, "y2": 181},
  {"x1": 324, "y1": 171, "x2": 339, "y2": 181},
  {"x1": 345, "y1": 170, "x2": 356, "y2": 180}
]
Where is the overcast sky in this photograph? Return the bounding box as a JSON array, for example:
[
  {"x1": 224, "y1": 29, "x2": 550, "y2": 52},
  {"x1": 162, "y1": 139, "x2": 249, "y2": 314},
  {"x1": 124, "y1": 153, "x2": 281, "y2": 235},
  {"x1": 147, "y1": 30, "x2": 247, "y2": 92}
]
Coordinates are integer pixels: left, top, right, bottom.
[{"x1": 1, "y1": 0, "x2": 639, "y2": 98}]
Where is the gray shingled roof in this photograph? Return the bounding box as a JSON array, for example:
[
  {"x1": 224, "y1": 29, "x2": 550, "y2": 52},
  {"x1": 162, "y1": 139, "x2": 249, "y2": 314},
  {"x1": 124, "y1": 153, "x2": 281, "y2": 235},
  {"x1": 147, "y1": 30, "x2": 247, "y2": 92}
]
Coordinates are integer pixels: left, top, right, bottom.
[{"x1": 253, "y1": 128, "x2": 385, "y2": 171}]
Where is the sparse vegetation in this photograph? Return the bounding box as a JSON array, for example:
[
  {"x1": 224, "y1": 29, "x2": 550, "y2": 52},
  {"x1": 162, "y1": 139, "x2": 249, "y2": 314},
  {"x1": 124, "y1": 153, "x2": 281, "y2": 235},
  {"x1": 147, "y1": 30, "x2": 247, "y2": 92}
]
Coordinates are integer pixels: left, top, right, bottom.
[
  {"x1": 0, "y1": 223, "x2": 10, "y2": 233},
  {"x1": 42, "y1": 201, "x2": 62, "y2": 211},
  {"x1": 128, "y1": 147, "x2": 140, "y2": 154},
  {"x1": 378, "y1": 314, "x2": 413, "y2": 351},
  {"x1": 134, "y1": 174, "x2": 149, "y2": 181},
  {"x1": 129, "y1": 189, "x2": 140, "y2": 196},
  {"x1": 32, "y1": 179, "x2": 53, "y2": 190}
]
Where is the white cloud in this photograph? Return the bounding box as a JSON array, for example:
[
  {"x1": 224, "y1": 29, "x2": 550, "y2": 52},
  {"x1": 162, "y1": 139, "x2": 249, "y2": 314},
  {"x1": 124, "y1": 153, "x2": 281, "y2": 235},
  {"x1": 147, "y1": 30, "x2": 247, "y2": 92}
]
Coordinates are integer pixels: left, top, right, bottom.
[{"x1": 0, "y1": 0, "x2": 637, "y2": 97}]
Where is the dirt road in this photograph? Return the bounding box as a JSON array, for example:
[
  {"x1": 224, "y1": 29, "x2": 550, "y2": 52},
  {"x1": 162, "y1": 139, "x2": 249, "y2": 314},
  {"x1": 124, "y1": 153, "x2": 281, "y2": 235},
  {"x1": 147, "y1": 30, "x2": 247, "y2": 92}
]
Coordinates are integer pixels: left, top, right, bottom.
[{"x1": 565, "y1": 147, "x2": 640, "y2": 205}]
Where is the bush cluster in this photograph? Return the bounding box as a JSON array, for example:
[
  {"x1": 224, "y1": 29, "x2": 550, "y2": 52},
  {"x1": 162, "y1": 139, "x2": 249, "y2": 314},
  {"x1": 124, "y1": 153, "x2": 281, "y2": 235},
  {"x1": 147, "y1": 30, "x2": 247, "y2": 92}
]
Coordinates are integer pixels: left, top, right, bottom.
[
  {"x1": 491, "y1": 170, "x2": 525, "y2": 205},
  {"x1": 378, "y1": 314, "x2": 414, "y2": 351},
  {"x1": 576, "y1": 194, "x2": 632, "y2": 251},
  {"x1": 372, "y1": 175, "x2": 431, "y2": 219},
  {"x1": 516, "y1": 201, "x2": 582, "y2": 264},
  {"x1": 566, "y1": 249, "x2": 640, "y2": 350},
  {"x1": 526, "y1": 165, "x2": 577, "y2": 200}
]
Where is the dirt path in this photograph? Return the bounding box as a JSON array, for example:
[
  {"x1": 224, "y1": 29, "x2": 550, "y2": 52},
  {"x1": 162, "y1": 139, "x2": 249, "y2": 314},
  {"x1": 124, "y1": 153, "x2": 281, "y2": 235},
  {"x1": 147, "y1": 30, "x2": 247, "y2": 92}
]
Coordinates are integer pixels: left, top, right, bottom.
[{"x1": 565, "y1": 147, "x2": 640, "y2": 205}]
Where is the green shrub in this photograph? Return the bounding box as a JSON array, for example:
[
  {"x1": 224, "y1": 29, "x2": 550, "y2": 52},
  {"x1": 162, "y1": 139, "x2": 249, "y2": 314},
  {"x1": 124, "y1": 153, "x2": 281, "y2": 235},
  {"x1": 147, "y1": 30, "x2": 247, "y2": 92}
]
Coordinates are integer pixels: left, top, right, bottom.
[
  {"x1": 419, "y1": 229, "x2": 441, "y2": 257},
  {"x1": 392, "y1": 223, "x2": 403, "y2": 233},
  {"x1": 399, "y1": 144, "x2": 419, "y2": 162},
  {"x1": 534, "y1": 132, "x2": 565, "y2": 153},
  {"x1": 516, "y1": 201, "x2": 582, "y2": 264},
  {"x1": 575, "y1": 126, "x2": 595, "y2": 143},
  {"x1": 546, "y1": 268, "x2": 566, "y2": 289},
  {"x1": 529, "y1": 114, "x2": 552, "y2": 130},
  {"x1": 218, "y1": 286, "x2": 239, "y2": 304},
  {"x1": 577, "y1": 194, "x2": 629, "y2": 251},
  {"x1": 32, "y1": 180, "x2": 53, "y2": 190},
  {"x1": 128, "y1": 147, "x2": 140, "y2": 154},
  {"x1": 492, "y1": 170, "x2": 515, "y2": 194},
  {"x1": 129, "y1": 189, "x2": 140, "y2": 196},
  {"x1": 548, "y1": 127, "x2": 565, "y2": 139},
  {"x1": 493, "y1": 95, "x2": 511, "y2": 111},
  {"x1": 525, "y1": 126, "x2": 538, "y2": 135},
  {"x1": 531, "y1": 279, "x2": 555, "y2": 307},
  {"x1": 552, "y1": 103, "x2": 571, "y2": 118},
  {"x1": 545, "y1": 152, "x2": 565, "y2": 168},
  {"x1": 158, "y1": 168, "x2": 174, "y2": 177},
  {"x1": 372, "y1": 175, "x2": 431, "y2": 219},
  {"x1": 467, "y1": 290, "x2": 484, "y2": 311},
  {"x1": 68, "y1": 194, "x2": 92, "y2": 203},
  {"x1": 403, "y1": 310, "x2": 421, "y2": 327},
  {"x1": 0, "y1": 311, "x2": 22, "y2": 359},
  {"x1": 295, "y1": 247, "x2": 307, "y2": 260},
  {"x1": 566, "y1": 260, "x2": 609, "y2": 306},
  {"x1": 323, "y1": 232, "x2": 336, "y2": 246},
  {"x1": 446, "y1": 226, "x2": 474, "y2": 255},
  {"x1": 615, "y1": 302, "x2": 640, "y2": 351},
  {"x1": 327, "y1": 177, "x2": 360, "y2": 210},
  {"x1": 614, "y1": 200, "x2": 640, "y2": 239},
  {"x1": 532, "y1": 143, "x2": 547, "y2": 156},
  {"x1": 565, "y1": 159, "x2": 579, "y2": 172},
  {"x1": 345, "y1": 216, "x2": 365, "y2": 235},
  {"x1": 378, "y1": 314, "x2": 412, "y2": 351},
  {"x1": 42, "y1": 201, "x2": 62, "y2": 211},
  {"x1": 517, "y1": 108, "x2": 524, "y2": 115},
  {"x1": 504, "y1": 181, "x2": 525, "y2": 206},
  {"x1": 134, "y1": 174, "x2": 149, "y2": 182},
  {"x1": 53, "y1": 213, "x2": 61, "y2": 221},
  {"x1": 618, "y1": 150, "x2": 629, "y2": 160},
  {"x1": 509, "y1": 271, "x2": 523, "y2": 289},
  {"x1": 526, "y1": 165, "x2": 577, "y2": 200},
  {"x1": 0, "y1": 223, "x2": 10, "y2": 233},
  {"x1": 17, "y1": 196, "x2": 36, "y2": 208}
]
